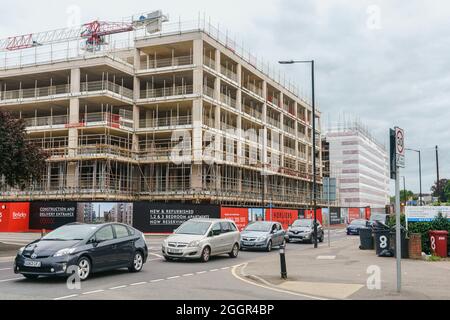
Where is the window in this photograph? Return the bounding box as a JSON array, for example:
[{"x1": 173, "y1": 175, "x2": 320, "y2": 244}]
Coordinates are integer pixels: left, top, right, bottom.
[
  {"x1": 220, "y1": 222, "x2": 231, "y2": 233},
  {"x1": 271, "y1": 224, "x2": 277, "y2": 233},
  {"x1": 276, "y1": 224, "x2": 282, "y2": 231},
  {"x1": 114, "y1": 225, "x2": 130, "y2": 239},
  {"x1": 95, "y1": 225, "x2": 114, "y2": 242},
  {"x1": 127, "y1": 226, "x2": 135, "y2": 235},
  {"x1": 212, "y1": 223, "x2": 222, "y2": 235},
  {"x1": 229, "y1": 222, "x2": 237, "y2": 231}
]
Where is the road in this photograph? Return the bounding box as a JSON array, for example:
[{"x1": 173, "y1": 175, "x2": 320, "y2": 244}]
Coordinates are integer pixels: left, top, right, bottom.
[{"x1": 0, "y1": 230, "x2": 348, "y2": 300}]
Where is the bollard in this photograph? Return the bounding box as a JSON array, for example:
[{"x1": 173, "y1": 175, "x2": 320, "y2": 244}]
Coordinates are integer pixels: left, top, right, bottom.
[{"x1": 279, "y1": 244, "x2": 287, "y2": 279}]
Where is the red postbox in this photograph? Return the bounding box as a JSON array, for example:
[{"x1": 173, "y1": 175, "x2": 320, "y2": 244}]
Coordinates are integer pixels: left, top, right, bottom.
[{"x1": 428, "y1": 230, "x2": 448, "y2": 258}]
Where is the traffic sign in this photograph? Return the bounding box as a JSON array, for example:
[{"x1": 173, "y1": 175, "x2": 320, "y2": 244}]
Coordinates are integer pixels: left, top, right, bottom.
[{"x1": 395, "y1": 127, "x2": 405, "y2": 168}]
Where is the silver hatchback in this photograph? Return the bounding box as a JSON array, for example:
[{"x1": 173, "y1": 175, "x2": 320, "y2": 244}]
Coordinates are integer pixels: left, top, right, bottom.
[{"x1": 162, "y1": 219, "x2": 241, "y2": 262}]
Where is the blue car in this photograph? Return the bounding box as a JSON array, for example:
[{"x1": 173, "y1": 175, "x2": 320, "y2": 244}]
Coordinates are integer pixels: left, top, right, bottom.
[{"x1": 346, "y1": 219, "x2": 371, "y2": 235}]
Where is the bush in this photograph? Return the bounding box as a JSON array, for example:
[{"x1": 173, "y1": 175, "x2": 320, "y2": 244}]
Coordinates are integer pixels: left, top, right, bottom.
[{"x1": 387, "y1": 213, "x2": 450, "y2": 254}]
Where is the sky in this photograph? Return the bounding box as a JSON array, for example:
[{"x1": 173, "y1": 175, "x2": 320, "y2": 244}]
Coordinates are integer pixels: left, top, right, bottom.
[{"x1": 1, "y1": 0, "x2": 449, "y2": 195}]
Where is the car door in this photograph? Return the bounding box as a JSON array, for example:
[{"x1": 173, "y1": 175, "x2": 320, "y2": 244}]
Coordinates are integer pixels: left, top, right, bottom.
[
  {"x1": 220, "y1": 222, "x2": 234, "y2": 252},
  {"x1": 113, "y1": 224, "x2": 133, "y2": 266},
  {"x1": 275, "y1": 223, "x2": 285, "y2": 245},
  {"x1": 89, "y1": 225, "x2": 117, "y2": 271},
  {"x1": 209, "y1": 222, "x2": 224, "y2": 254}
]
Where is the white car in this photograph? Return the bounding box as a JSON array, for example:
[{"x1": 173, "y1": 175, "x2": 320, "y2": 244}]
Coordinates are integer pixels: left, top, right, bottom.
[{"x1": 162, "y1": 219, "x2": 241, "y2": 262}]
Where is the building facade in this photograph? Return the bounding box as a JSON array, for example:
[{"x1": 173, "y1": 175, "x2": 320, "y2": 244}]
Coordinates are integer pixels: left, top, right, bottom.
[
  {"x1": 0, "y1": 18, "x2": 322, "y2": 208},
  {"x1": 323, "y1": 123, "x2": 389, "y2": 210}
]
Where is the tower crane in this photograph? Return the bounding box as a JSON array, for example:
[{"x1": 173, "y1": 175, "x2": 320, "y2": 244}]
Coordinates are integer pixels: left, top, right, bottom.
[{"x1": 0, "y1": 10, "x2": 168, "y2": 52}]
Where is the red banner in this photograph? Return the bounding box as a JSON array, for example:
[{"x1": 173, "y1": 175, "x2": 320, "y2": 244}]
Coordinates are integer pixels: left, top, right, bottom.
[
  {"x1": 365, "y1": 207, "x2": 371, "y2": 220},
  {"x1": 0, "y1": 203, "x2": 30, "y2": 232},
  {"x1": 304, "y1": 209, "x2": 323, "y2": 225},
  {"x1": 265, "y1": 208, "x2": 299, "y2": 230},
  {"x1": 221, "y1": 207, "x2": 249, "y2": 231},
  {"x1": 348, "y1": 208, "x2": 361, "y2": 223}
]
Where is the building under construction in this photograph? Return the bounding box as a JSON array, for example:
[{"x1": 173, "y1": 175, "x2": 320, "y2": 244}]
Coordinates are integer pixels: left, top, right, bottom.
[{"x1": 0, "y1": 11, "x2": 322, "y2": 208}]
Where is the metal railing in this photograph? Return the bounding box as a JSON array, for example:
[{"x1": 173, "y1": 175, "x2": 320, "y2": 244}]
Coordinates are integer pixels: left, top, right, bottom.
[
  {"x1": 24, "y1": 115, "x2": 68, "y2": 128},
  {"x1": 267, "y1": 117, "x2": 280, "y2": 128},
  {"x1": 203, "y1": 85, "x2": 215, "y2": 99},
  {"x1": 220, "y1": 66, "x2": 238, "y2": 82},
  {"x1": 140, "y1": 55, "x2": 193, "y2": 70},
  {"x1": 220, "y1": 93, "x2": 236, "y2": 108},
  {"x1": 203, "y1": 56, "x2": 216, "y2": 70},
  {"x1": 140, "y1": 85, "x2": 194, "y2": 99},
  {"x1": 0, "y1": 84, "x2": 70, "y2": 101},
  {"x1": 81, "y1": 81, "x2": 133, "y2": 99},
  {"x1": 139, "y1": 115, "x2": 192, "y2": 129},
  {"x1": 243, "y1": 82, "x2": 263, "y2": 97},
  {"x1": 242, "y1": 105, "x2": 262, "y2": 119}
]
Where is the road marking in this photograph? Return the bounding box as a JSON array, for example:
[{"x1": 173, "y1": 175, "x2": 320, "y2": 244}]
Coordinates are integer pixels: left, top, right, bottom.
[
  {"x1": 317, "y1": 255, "x2": 336, "y2": 260},
  {"x1": 54, "y1": 294, "x2": 79, "y2": 300},
  {"x1": 167, "y1": 276, "x2": 180, "y2": 280},
  {"x1": 221, "y1": 267, "x2": 230, "y2": 270},
  {"x1": 109, "y1": 285, "x2": 127, "y2": 290},
  {"x1": 0, "y1": 277, "x2": 22, "y2": 283},
  {"x1": 149, "y1": 253, "x2": 164, "y2": 258},
  {"x1": 130, "y1": 282, "x2": 147, "y2": 286},
  {"x1": 182, "y1": 273, "x2": 194, "y2": 277},
  {"x1": 82, "y1": 290, "x2": 105, "y2": 295},
  {"x1": 0, "y1": 268, "x2": 12, "y2": 271},
  {"x1": 150, "y1": 279, "x2": 165, "y2": 283},
  {"x1": 148, "y1": 257, "x2": 163, "y2": 262},
  {"x1": 196, "y1": 271, "x2": 207, "y2": 275},
  {"x1": 210, "y1": 269, "x2": 219, "y2": 272},
  {"x1": 231, "y1": 264, "x2": 327, "y2": 300}
]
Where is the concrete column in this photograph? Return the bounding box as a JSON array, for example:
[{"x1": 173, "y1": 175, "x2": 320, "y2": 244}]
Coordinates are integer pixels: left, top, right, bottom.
[
  {"x1": 193, "y1": 39, "x2": 204, "y2": 94},
  {"x1": 191, "y1": 164, "x2": 203, "y2": 192},
  {"x1": 214, "y1": 77, "x2": 221, "y2": 102},
  {"x1": 134, "y1": 48, "x2": 141, "y2": 71},
  {"x1": 192, "y1": 99, "x2": 203, "y2": 163},
  {"x1": 133, "y1": 76, "x2": 141, "y2": 101},
  {"x1": 236, "y1": 115, "x2": 242, "y2": 164},
  {"x1": 215, "y1": 48, "x2": 221, "y2": 73},
  {"x1": 280, "y1": 92, "x2": 284, "y2": 111},
  {"x1": 236, "y1": 64, "x2": 242, "y2": 112},
  {"x1": 70, "y1": 68, "x2": 80, "y2": 93},
  {"x1": 67, "y1": 68, "x2": 80, "y2": 189},
  {"x1": 132, "y1": 104, "x2": 140, "y2": 153}
]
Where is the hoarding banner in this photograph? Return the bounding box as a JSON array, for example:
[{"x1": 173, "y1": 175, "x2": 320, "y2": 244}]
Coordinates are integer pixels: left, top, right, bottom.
[
  {"x1": 265, "y1": 208, "x2": 299, "y2": 230},
  {"x1": 133, "y1": 203, "x2": 220, "y2": 233},
  {"x1": 304, "y1": 209, "x2": 323, "y2": 225},
  {"x1": 0, "y1": 203, "x2": 30, "y2": 232},
  {"x1": 29, "y1": 202, "x2": 77, "y2": 230},
  {"x1": 221, "y1": 207, "x2": 249, "y2": 231},
  {"x1": 405, "y1": 206, "x2": 450, "y2": 222}
]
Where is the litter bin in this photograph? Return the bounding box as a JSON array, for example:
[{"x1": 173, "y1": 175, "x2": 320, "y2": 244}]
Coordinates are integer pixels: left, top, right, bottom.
[
  {"x1": 373, "y1": 221, "x2": 391, "y2": 255},
  {"x1": 390, "y1": 226, "x2": 409, "y2": 259},
  {"x1": 429, "y1": 230, "x2": 448, "y2": 258},
  {"x1": 359, "y1": 227, "x2": 374, "y2": 250}
]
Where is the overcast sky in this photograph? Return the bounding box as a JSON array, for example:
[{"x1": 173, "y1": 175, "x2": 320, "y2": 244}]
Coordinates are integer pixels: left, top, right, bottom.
[{"x1": 1, "y1": 0, "x2": 449, "y2": 195}]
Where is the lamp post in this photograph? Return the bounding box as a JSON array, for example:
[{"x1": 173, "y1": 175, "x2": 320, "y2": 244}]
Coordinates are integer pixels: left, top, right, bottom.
[
  {"x1": 406, "y1": 148, "x2": 422, "y2": 205},
  {"x1": 279, "y1": 59, "x2": 318, "y2": 248}
]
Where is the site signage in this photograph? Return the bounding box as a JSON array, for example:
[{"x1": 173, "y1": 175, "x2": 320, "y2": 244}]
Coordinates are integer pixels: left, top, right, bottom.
[
  {"x1": 405, "y1": 206, "x2": 450, "y2": 222},
  {"x1": 29, "y1": 202, "x2": 77, "y2": 230},
  {"x1": 0, "y1": 202, "x2": 30, "y2": 232}
]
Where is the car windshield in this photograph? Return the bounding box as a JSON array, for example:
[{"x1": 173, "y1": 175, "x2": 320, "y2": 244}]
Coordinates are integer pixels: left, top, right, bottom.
[
  {"x1": 245, "y1": 222, "x2": 272, "y2": 232},
  {"x1": 292, "y1": 220, "x2": 313, "y2": 227},
  {"x1": 175, "y1": 221, "x2": 211, "y2": 235},
  {"x1": 42, "y1": 224, "x2": 99, "y2": 241},
  {"x1": 350, "y1": 220, "x2": 366, "y2": 226}
]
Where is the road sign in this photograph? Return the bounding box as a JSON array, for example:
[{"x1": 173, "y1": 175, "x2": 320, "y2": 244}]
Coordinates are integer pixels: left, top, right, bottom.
[{"x1": 395, "y1": 127, "x2": 405, "y2": 168}]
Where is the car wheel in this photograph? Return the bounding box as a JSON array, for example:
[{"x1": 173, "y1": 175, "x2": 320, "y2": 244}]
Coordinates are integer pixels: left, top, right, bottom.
[
  {"x1": 266, "y1": 240, "x2": 273, "y2": 252},
  {"x1": 22, "y1": 274, "x2": 39, "y2": 280},
  {"x1": 229, "y1": 243, "x2": 239, "y2": 258},
  {"x1": 319, "y1": 234, "x2": 324, "y2": 243},
  {"x1": 200, "y1": 246, "x2": 211, "y2": 263},
  {"x1": 77, "y1": 257, "x2": 91, "y2": 281},
  {"x1": 129, "y1": 251, "x2": 144, "y2": 272}
]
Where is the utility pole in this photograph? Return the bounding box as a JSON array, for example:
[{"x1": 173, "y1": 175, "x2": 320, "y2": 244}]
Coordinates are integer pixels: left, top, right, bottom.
[{"x1": 436, "y1": 145, "x2": 440, "y2": 202}]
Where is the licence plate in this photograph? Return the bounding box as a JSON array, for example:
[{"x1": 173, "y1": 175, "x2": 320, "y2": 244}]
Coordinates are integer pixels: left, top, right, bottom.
[
  {"x1": 243, "y1": 242, "x2": 254, "y2": 246},
  {"x1": 24, "y1": 260, "x2": 41, "y2": 268},
  {"x1": 168, "y1": 248, "x2": 182, "y2": 254}
]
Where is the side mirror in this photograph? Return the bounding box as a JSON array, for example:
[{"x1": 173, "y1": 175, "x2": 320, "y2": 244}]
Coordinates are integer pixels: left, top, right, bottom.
[{"x1": 88, "y1": 238, "x2": 98, "y2": 246}]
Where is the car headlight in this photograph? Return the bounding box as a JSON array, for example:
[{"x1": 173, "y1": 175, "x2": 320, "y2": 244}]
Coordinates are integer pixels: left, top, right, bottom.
[
  {"x1": 257, "y1": 236, "x2": 266, "y2": 242},
  {"x1": 188, "y1": 240, "x2": 200, "y2": 248},
  {"x1": 53, "y1": 248, "x2": 76, "y2": 257},
  {"x1": 18, "y1": 247, "x2": 25, "y2": 255}
]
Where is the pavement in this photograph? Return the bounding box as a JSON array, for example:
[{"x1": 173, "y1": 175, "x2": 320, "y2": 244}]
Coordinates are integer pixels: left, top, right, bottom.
[{"x1": 237, "y1": 236, "x2": 450, "y2": 300}]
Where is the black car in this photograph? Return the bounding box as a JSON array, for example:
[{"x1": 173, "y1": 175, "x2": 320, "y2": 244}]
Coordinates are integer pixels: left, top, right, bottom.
[
  {"x1": 346, "y1": 219, "x2": 371, "y2": 235},
  {"x1": 14, "y1": 223, "x2": 148, "y2": 281}
]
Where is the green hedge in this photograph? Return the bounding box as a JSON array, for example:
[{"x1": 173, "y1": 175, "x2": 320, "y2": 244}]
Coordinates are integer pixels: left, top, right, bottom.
[{"x1": 386, "y1": 213, "x2": 450, "y2": 254}]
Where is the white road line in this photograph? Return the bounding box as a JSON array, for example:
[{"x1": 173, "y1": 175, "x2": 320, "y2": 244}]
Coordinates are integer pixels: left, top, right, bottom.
[
  {"x1": 182, "y1": 273, "x2": 194, "y2": 277},
  {"x1": 53, "y1": 294, "x2": 79, "y2": 300},
  {"x1": 0, "y1": 268, "x2": 12, "y2": 271},
  {"x1": 149, "y1": 253, "x2": 164, "y2": 258},
  {"x1": 130, "y1": 282, "x2": 147, "y2": 286},
  {"x1": 109, "y1": 285, "x2": 127, "y2": 290},
  {"x1": 150, "y1": 279, "x2": 165, "y2": 283},
  {"x1": 231, "y1": 264, "x2": 327, "y2": 300},
  {"x1": 0, "y1": 277, "x2": 22, "y2": 283},
  {"x1": 148, "y1": 258, "x2": 163, "y2": 262},
  {"x1": 221, "y1": 267, "x2": 230, "y2": 270},
  {"x1": 317, "y1": 255, "x2": 336, "y2": 260},
  {"x1": 82, "y1": 289, "x2": 105, "y2": 295},
  {"x1": 196, "y1": 271, "x2": 207, "y2": 274},
  {"x1": 166, "y1": 276, "x2": 180, "y2": 280},
  {"x1": 210, "y1": 269, "x2": 219, "y2": 272}
]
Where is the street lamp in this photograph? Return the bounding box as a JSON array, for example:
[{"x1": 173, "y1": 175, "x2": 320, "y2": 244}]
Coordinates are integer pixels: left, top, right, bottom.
[
  {"x1": 279, "y1": 59, "x2": 318, "y2": 248},
  {"x1": 405, "y1": 148, "x2": 422, "y2": 205}
]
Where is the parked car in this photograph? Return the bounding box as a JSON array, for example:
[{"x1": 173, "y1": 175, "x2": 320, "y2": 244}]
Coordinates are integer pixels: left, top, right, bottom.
[
  {"x1": 287, "y1": 219, "x2": 324, "y2": 243},
  {"x1": 162, "y1": 219, "x2": 240, "y2": 262},
  {"x1": 346, "y1": 219, "x2": 371, "y2": 235},
  {"x1": 240, "y1": 221, "x2": 286, "y2": 251},
  {"x1": 14, "y1": 223, "x2": 148, "y2": 281}
]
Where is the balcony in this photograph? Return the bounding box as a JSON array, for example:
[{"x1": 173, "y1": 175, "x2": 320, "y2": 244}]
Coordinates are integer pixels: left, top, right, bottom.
[
  {"x1": 140, "y1": 85, "x2": 194, "y2": 99},
  {"x1": 220, "y1": 93, "x2": 236, "y2": 109},
  {"x1": 267, "y1": 117, "x2": 280, "y2": 128},
  {"x1": 242, "y1": 104, "x2": 262, "y2": 119},
  {"x1": 0, "y1": 84, "x2": 70, "y2": 103},
  {"x1": 203, "y1": 85, "x2": 215, "y2": 99},
  {"x1": 203, "y1": 56, "x2": 216, "y2": 70},
  {"x1": 24, "y1": 115, "x2": 68, "y2": 130},
  {"x1": 138, "y1": 115, "x2": 192, "y2": 130},
  {"x1": 284, "y1": 125, "x2": 296, "y2": 136},
  {"x1": 82, "y1": 112, "x2": 134, "y2": 131},
  {"x1": 81, "y1": 81, "x2": 133, "y2": 100},
  {"x1": 220, "y1": 66, "x2": 238, "y2": 82},
  {"x1": 139, "y1": 55, "x2": 193, "y2": 70},
  {"x1": 243, "y1": 83, "x2": 263, "y2": 98}
]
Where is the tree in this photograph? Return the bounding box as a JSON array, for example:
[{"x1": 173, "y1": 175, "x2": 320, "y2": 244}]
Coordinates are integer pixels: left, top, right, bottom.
[
  {"x1": 431, "y1": 179, "x2": 450, "y2": 203},
  {"x1": 390, "y1": 189, "x2": 415, "y2": 204},
  {"x1": 0, "y1": 111, "x2": 48, "y2": 190}
]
